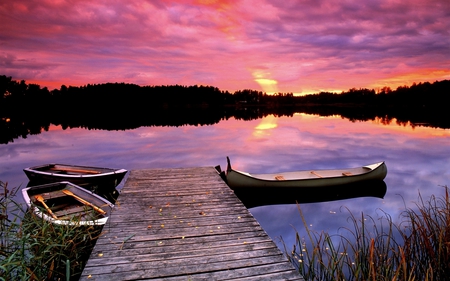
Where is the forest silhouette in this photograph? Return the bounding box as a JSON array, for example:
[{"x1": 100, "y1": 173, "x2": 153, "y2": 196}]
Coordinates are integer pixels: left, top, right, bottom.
[{"x1": 1, "y1": 75, "x2": 449, "y2": 144}]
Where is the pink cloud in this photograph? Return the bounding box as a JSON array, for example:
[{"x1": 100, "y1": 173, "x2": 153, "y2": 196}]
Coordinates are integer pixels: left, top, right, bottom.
[{"x1": 0, "y1": 0, "x2": 449, "y2": 93}]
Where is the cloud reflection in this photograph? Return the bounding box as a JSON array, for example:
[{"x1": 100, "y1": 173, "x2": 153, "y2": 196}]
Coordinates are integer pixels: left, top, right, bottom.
[
  {"x1": 0, "y1": 114, "x2": 449, "y2": 253},
  {"x1": 254, "y1": 115, "x2": 278, "y2": 137}
]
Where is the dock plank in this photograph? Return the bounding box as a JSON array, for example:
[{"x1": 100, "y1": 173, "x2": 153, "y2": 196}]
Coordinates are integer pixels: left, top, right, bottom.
[{"x1": 80, "y1": 167, "x2": 303, "y2": 280}]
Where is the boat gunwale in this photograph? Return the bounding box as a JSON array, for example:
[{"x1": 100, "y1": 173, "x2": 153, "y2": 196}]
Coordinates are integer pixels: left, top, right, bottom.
[{"x1": 24, "y1": 164, "x2": 127, "y2": 179}]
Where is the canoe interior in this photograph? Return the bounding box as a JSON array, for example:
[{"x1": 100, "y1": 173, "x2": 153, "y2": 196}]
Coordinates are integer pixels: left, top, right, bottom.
[{"x1": 248, "y1": 165, "x2": 374, "y2": 181}]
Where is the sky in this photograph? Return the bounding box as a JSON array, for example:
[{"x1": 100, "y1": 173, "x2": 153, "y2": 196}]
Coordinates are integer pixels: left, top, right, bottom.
[{"x1": 1, "y1": 0, "x2": 450, "y2": 95}]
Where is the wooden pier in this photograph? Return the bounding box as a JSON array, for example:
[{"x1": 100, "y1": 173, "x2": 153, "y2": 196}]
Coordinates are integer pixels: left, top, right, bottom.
[{"x1": 80, "y1": 167, "x2": 303, "y2": 280}]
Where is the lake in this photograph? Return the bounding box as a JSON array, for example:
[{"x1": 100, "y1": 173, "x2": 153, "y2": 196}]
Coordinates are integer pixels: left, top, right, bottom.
[{"x1": 1, "y1": 113, "x2": 449, "y2": 252}]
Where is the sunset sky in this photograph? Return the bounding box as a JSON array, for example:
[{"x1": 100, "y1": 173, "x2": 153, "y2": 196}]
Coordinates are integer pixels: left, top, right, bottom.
[{"x1": 1, "y1": 0, "x2": 449, "y2": 95}]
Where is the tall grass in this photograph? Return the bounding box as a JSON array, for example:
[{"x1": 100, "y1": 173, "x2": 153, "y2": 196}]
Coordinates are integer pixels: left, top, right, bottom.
[
  {"x1": 285, "y1": 186, "x2": 450, "y2": 281},
  {"x1": 0, "y1": 181, "x2": 103, "y2": 280}
]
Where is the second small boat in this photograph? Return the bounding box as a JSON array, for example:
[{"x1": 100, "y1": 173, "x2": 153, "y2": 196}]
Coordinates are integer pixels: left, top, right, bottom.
[
  {"x1": 22, "y1": 181, "x2": 114, "y2": 225},
  {"x1": 218, "y1": 157, "x2": 387, "y2": 189}
]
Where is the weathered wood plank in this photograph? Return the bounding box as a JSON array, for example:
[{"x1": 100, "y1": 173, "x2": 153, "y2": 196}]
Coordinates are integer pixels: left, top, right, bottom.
[
  {"x1": 98, "y1": 224, "x2": 266, "y2": 243},
  {"x1": 80, "y1": 167, "x2": 303, "y2": 280},
  {"x1": 93, "y1": 229, "x2": 269, "y2": 248},
  {"x1": 84, "y1": 260, "x2": 299, "y2": 281},
  {"x1": 84, "y1": 243, "x2": 282, "y2": 268},
  {"x1": 91, "y1": 237, "x2": 275, "y2": 258},
  {"x1": 149, "y1": 269, "x2": 303, "y2": 281}
]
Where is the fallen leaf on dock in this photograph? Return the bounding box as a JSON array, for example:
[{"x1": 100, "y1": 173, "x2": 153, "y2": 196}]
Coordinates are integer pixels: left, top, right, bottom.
[{"x1": 119, "y1": 234, "x2": 135, "y2": 250}]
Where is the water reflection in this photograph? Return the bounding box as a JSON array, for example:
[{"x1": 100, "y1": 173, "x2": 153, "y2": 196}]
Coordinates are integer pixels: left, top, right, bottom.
[
  {"x1": 234, "y1": 180, "x2": 387, "y2": 209},
  {"x1": 1, "y1": 113, "x2": 449, "y2": 253}
]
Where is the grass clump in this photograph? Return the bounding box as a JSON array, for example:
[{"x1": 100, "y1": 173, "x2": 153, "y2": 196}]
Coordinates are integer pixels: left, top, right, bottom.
[
  {"x1": 1, "y1": 181, "x2": 103, "y2": 280},
  {"x1": 285, "y1": 186, "x2": 450, "y2": 281}
]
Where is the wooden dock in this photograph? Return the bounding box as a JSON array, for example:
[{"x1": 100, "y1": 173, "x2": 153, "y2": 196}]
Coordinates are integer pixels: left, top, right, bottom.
[{"x1": 80, "y1": 167, "x2": 303, "y2": 280}]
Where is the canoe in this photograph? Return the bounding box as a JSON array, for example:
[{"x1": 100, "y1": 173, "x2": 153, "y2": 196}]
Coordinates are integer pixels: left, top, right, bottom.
[
  {"x1": 22, "y1": 181, "x2": 114, "y2": 226},
  {"x1": 217, "y1": 157, "x2": 387, "y2": 189},
  {"x1": 23, "y1": 163, "x2": 127, "y2": 190}
]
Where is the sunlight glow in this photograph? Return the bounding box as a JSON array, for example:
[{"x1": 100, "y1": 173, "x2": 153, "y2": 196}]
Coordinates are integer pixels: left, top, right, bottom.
[
  {"x1": 252, "y1": 70, "x2": 279, "y2": 94},
  {"x1": 255, "y1": 122, "x2": 277, "y2": 130},
  {"x1": 254, "y1": 78, "x2": 278, "y2": 94},
  {"x1": 251, "y1": 70, "x2": 280, "y2": 136},
  {"x1": 370, "y1": 118, "x2": 450, "y2": 138},
  {"x1": 371, "y1": 69, "x2": 450, "y2": 91},
  {"x1": 253, "y1": 115, "x2": 278, "y2": 137}
]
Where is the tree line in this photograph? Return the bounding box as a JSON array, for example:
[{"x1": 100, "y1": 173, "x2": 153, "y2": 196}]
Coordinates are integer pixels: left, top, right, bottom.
[{"x1": 1, "y1": 75, "x2": 449, "y2": 144}]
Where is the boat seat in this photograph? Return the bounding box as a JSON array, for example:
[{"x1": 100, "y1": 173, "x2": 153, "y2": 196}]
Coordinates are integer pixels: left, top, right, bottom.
[
  {"x1": 342, "y1": 172, "x2": 352, "y2": 176},
  {"x1": 35, "y1": 190, "x2": 67, "y2": 201},
  {"x1": 54, "y1": 206, "x2": 89, "y2": 217},
  {"x1": 274, "y1": 175, "x2": 285, "y2": 180},
  {"x1": 49, "y1": 167, "x2": 102, "y2": 174}
]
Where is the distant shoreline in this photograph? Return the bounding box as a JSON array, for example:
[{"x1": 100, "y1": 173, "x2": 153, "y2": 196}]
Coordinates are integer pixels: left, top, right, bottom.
[{"x1": 1, "y1": 75, "x2": 449, "y2": 144}]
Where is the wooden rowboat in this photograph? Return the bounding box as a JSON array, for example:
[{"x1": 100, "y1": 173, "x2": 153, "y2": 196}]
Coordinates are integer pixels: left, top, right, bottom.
[
  {"x1": 22, "y1": 181, "x2": 114, "y2": 225},
  {"x1": 218, "y1": 157, "x2": 387, "y2": 189},
  {"x1": 23, "y1": 163, "x2": 127, "y2": 190}
]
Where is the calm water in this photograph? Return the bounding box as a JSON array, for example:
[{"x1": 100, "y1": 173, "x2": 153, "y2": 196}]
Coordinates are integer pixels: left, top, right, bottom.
[{"x1": 1, "y1": 113, "x2": 449, "y2": 251}]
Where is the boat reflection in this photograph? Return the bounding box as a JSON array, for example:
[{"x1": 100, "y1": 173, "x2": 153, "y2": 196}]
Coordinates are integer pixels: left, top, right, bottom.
[{"x1": 231, "y1": 180, "x2": 387, "y2": 209}]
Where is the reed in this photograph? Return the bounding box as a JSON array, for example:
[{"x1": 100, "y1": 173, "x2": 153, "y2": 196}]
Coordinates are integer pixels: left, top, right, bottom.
[
  {"x1": 285, "y1": 185, "x2": 450, "y2": 281},
  {"x1": 0, "y1": 181, "x2": 103, "y2": 280}
]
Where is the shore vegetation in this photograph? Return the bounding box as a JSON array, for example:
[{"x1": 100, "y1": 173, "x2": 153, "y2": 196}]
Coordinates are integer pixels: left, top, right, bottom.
[
  {"x1": 0, "y1": 181, "x2": 102, "y2": 280},
  {"x1": 285, "y1": 186, "x2": 450, "y2": 281}
]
